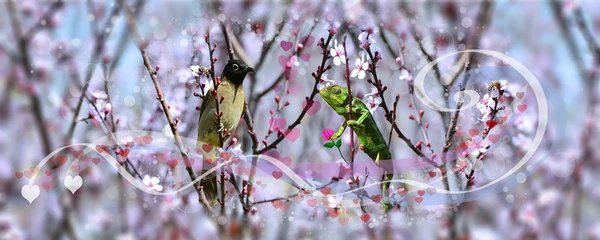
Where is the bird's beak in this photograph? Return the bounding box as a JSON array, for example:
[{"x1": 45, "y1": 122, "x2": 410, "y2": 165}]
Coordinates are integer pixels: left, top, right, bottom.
[{"x1": 246, "y1": 66, "x2": 255, "y2": 73}]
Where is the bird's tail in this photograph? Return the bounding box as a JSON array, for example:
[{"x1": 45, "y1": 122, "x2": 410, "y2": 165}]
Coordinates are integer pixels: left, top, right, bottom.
[{"x1": 200, "y1": 148, "x2": 219, "y2": 205}]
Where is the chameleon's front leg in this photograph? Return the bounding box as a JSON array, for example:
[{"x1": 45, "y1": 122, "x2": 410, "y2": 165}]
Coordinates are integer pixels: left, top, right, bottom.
[
  {"x1": 330, "y1": 121, "x2": 347, "y2": 140},
  {"x1": 347, "y1": 108, "x2": 369, "y2": 127}
]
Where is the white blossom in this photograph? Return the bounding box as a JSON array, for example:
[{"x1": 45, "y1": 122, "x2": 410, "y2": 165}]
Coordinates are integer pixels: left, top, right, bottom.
[
  {"x1": 350, "y1": 52, "x2": 369, "y2": 79},
  {"x1": 365, "y1": 87, "x2": 382, "y2": 113},
  {"x1": 317, "y1": 73, "x2": 335, "y2": 90},
  {"x1": 143, "y1": 175, "x2": 163, "y2": 192},
  {"x1": 329, "y1": 39, "x2": 346, "y2": 66}
]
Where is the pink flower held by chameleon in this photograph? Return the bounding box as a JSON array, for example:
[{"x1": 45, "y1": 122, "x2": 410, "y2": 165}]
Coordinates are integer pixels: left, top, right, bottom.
[{"x1": 322, "y1": 128, "x2": 334, "y2": 141}]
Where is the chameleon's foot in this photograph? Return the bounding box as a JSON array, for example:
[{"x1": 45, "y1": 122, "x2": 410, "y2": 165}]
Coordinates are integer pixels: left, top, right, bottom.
[{"x1": 330, "y1": 133, "x2": 341, "y2": 140}]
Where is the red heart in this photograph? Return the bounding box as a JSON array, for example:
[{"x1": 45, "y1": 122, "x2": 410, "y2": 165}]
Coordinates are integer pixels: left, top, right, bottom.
[
  {"x1": 338, "y1": 217, "x2": 349, "y2": 226},
  {"x1": 360, "y1": 214, "x2": 370, "y2": 223},
  {"x1": 459, "y1": 142, "x2": 468, "y2": 151},
  {"x1": 489, "y1": 134, "x2": 500, "y2": 143},
  {"x1": 415, "y1": 197, "x2": 423, "y2": 204},
  {"x1": 56, "y1": 155, "x2": 68, "y2": 165},
  {"x1": 95, "y1": 145, "x2": 108, "y2": 153},
  {"x1": 517, "y1": 104, "x2": 527, "y2": 112},
  {"x1": 167, "y1": 160, "x2": 178, "y2": 169},
  {"x1": 92, "y1": 158, "x2": 101, "y2": 165},
  {"x1": 417, "y1": 190, "x2": 425, "y2": 196},
  {"x1": 206, "y1": 158, "x2": 215, "y2": 164},
  {"x1": 15, "y1": 172, "x2": 23, "y2": 179},
  {"x1": 45, "y1": 170, "x2": 52, "y2": 176},
  {"x1": 327, "y1": 209, "x2": 338, "y2": 218},
  {"x1": 516, "y1": 92, "x2": 525, "y2": 98},
  {"x1": 307, "y1": 198, "x2": 317, "y2": 207},
  {"x1": 320, "y1": 187, "x2": 332, "y2": 196},
  {"x1": 272, "y1": 171, "x2": 283, "y2": 180},
  {"x1": 397, "y1": 187, "x2": 408, "y2": 197},
  {"x1": 371, "y1": 194, "x2": 382, "y2": 203},
  {"x1": 353, "y1": 199, "x2": 360, "y2": 204},
  {"x1": 272, "y1": 199, "x2": 283, "y2": 209},
  {"x1": 428, "y1": 171, "x2": 437, "y2": 178},
  {"x1": 469, "y1": 129, "x2": 479, "y2": 137},
  {"x1": 284, "y1": 128, "x2": 301, "y2": 142},
  {"x1": 202, "y1": 144, "x2": 213, "y2": 153},
  {"x1": 280, "y1": 41, "x2": 293, "y2": 51},
  {"x1": 142, "y1": 136, "x2": 153, "y2": 144}
]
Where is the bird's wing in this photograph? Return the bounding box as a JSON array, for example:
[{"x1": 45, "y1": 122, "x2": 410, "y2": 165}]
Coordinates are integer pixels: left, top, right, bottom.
[{"x1": 198, "y1": 86, "x2": 215, "y2": 120}]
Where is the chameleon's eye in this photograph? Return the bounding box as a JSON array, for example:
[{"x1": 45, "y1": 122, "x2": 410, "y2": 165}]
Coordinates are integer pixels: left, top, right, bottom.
[{"x1": 331, "y1": 86, "x2": 341, "y2": 94}]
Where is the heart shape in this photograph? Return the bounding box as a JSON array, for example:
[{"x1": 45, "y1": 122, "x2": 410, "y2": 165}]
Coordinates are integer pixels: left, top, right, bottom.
[
  {"x1": 72, "y1": 150, "x2": 84, "y2": 159},
  {"x1": 469, "y1": 129, "x2": 479, "y2": 137},
  {"x1": 328, "y1": 209, "x2": 339, "y2": 218},
  {"x1": 284, "y1": 128, "x2": 301, "y2": 142},
  {"x1": 15, "y1": 172, "x2": 23, "y2": 179},
  {"x1": 142, "y1": 136, "x2": 153, "y2": 144},
  {"x1": 293, "y1": 195, "x2": 304, "y2": 203},
  {"x1": 302, "y1": 100, "x2": 321, "y2": 116},
  {"x1": 280, "y1": 41, "x2": 293, "y2": 51},
  {"x1": 64, "y1": 175, "x2": 83, "y2": 194},
  {"x1": 517, "y1": 104, "x2": 527, "y2": 112},
  {"x1": 428, "y1": 171, "x2": 437, "y2": 178},
  {"x1": 92, "y1": 158, "x2": 101, "y2": 165},
  {"x1": 417, "y1": 190, "x2": 425, "y2": 196},
  {"x1": 272, "y1": 199, "x2": 283, "y2": 209},
  {"x1": 21, "y1": 185, "x2": 40, "y2": 203},
  {"x1": 280, "y1": 202, "x2": 291, "y2": 212},
  {"x1": 427, "y1": 187, "x2": 437, "y2": 196},
  {"x1": 415, "y1": 197, "x2": 423, "y2": 204},
  {"x1": 300, "y1": 53, "x2": 310, "y2": 61},
  {"x1": 300, "y1": 36, "x2": 315, "y2": 47},
  {"x1": 516, "y1": 92, "x2": 525, "y2": 98},
  {"x1": 360, "y1": 214, "x2": 370, "y2": 223},
  {"x1": 269, "y1": 118, "x2": 287, "y2": 130},
  {"x1": 489, "y1": 134, "x2": 500, "y2": 143},
  {"x1": 45, "y1": 170, "x2": 52, "y2": 177},
  {"x1": 272, "y1": 171, "x2": 283, "y2": 180},
  {"x1": 167, "y1": 159, "x2": 178, "y2": 169},
  {"x1": 307, "y1": 198, "x2": 317, "y2": 207},
  {"x1": 56, "y1": 155, "x2": 68, "y2": 165},
  {"x1": 70, "y1": 165, "x2": 79, "y2": 173},
  {"x1": 320, "y1": 187, "x2": 332, "y2": 196},
  {"x1": 201, "y1": 144, "x2": 213, "y2": 153},
  {"x1": 371, "y1": 194, "x2": 382, "y2": 203}
]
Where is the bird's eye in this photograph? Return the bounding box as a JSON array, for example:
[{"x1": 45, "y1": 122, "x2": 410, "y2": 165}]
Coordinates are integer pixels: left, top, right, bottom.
[{"x1": 232, "y1": 64, "x2": 239, "y2": 71}]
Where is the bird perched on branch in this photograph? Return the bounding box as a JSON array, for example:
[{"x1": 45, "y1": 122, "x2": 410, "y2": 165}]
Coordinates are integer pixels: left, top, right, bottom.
[{"x1": 197, "y1": 59, "x2": 254, "y2": 204}]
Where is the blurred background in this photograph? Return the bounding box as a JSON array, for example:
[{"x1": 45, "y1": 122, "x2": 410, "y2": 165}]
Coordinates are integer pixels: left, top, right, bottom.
[{"x1": 0, "y1": 0, "x2": 598, "y2": 239}]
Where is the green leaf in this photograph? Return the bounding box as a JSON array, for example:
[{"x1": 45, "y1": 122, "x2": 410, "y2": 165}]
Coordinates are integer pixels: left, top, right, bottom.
[
  {"x1": 335, "y1": 139, "x2": 342, "y2": 148},
  {"x1": 323, "y1": 142, "x2": 335, "y2": 148}
]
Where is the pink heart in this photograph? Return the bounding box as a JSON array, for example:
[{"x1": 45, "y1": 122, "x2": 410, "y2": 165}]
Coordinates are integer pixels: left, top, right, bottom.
[
  {"x1": 302, "y1": 100, "x2": 321, "y2": 116},
  {"x1": 397, "y1": 187, "x2": 408, "y2": 197},
  {"x1": 320, "y1": 187, "x2": 332, "y2": 196},
  {"x1": 307, "y1": 198, "x2": 317, "y2": 207},
  {"x1": 469, "y1": 129, "x2": 479, "y2": 137},
  {"x1": 300, "y1": 36, "x2": 315, "y2": 47},
  {"x1": 92, "y1": 158, "x2": 101, "y2": 165},
  {"x1": 415, "y1": 197, "x2": 423, "y2": 204},
  {"x1": 272, "y1": 171, "x2": 283, "y2": 180},
  {"x1": 370, "y1": 194, "x2": 382, "y2": 203},
  {"x1": 300, "y1": 53, "x2": 310, "y2": 61},
  {"x1": 278, "y1": 55, "x2": 288, "y2": 68},
  {"x1": 269, "y1": 118, "x2": 287, "y2": 129},
  {"x1": 517, "y1": 104, "x2": 527, "y2": 112},
  {"x1": 516, "y1": 92, "x2": 525, "y2": 99},
  {"x1": 489, "y1": 134, "x2": 500, "y2": 143},
  {"x1": 284, "y1": 128, "x2": 301, "y2": 142},
  {"x1": 167, "y1": 159, "x2": 178, "y2": 169},
  {"x1": 287, "y1": 82, "x2": 302, "y2": 96},
  {"x1": 280, "y1": 41, "x2": 293, "y2": 51},
  {"x1": 284, "y1": 68, "x2": 298, "y2": 81},
  {"x1": 264, "y1": 151, "x2": 292, "y2": 166}
]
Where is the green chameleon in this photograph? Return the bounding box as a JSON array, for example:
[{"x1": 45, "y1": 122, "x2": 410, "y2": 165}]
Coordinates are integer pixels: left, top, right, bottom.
[{"x1": 320, "y1": 84, "x2": 394, "y2": 212}]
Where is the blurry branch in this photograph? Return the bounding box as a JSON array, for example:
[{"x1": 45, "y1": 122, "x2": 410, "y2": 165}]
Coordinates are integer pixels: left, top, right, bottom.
[
  {"x1": 64, "y1": 4, "x2": 121, "y2": 144},
  {"x1": 120, "y1": 0, "x2": 214, "y2": 214},
  {"x1": 251, "y1": 178, "x2": 340, "y2": 206},
  {"x1": 108, "y1": 0, "x2": 145, "y2": 73},
  {"x1": 6, "y1": 0, "x2": 55, "y2": 157},
  {"x1": 23, "y1": 1, "x2": 64, "y2": 39},
  {"x1": 551, "y1": 3, "x2": 599, "y2": 239},
  {"x1": 342, "y1": 36, "x2": 356, "y2": 175},
  {"x1": 398, "y1": 2, "x2": 442, "y2": 82},
  {"x1": 363, "y1": 37, "x2": 437, "y2": 167}
]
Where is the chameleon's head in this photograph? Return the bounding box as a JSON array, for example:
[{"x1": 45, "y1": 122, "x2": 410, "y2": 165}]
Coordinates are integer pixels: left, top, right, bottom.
[{"x1": 319, "y1": 84, "x2": 349, "y2": 108}]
